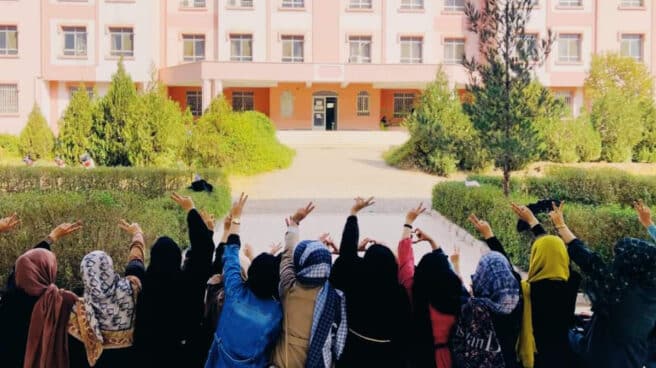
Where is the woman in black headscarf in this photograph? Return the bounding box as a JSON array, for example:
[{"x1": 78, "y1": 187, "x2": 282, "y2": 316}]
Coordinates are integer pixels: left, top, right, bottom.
[
  {"x1": 398, "y1": 204, "x2": 469, "y2": 368},
  {"x1": 134, "y1": 192, "x2": 216, "y2": 368},
  {"x1": 329, "y1": 197, "x2": 412, "y2": 368}
]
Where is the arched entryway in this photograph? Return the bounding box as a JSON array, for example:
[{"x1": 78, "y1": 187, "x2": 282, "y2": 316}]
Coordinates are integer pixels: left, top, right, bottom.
[{"x1": 312, "y1": 91, "x2": 338, "y2": 130}]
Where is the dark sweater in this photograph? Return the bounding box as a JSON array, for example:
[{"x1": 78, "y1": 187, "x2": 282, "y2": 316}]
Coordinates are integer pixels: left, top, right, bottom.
[
  {"x1": 0, "y1": 240, "x2": 52, "y2": 368},
  {"x1": 330, "y1": 216, "x2": 412, "y2": 368},
  {"x1": 486, "y1": 225, "x2": 581, "y2": 368}
]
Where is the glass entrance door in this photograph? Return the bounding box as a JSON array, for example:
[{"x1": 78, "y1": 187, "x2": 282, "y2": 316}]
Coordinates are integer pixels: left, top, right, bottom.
[{"x1": 312, "y1": 97, "x2": 325, "y2": 129}]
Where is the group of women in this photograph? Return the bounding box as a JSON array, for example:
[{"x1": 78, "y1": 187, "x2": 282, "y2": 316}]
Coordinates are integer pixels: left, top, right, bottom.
[{"x1": 1, "y1": 191, "x2": 656, "y2": 368}]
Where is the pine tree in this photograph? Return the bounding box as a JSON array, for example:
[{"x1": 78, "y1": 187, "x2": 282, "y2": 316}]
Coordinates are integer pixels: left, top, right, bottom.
[
  {"x1": 463, "y1": 0, "x2": 554, "y2": 196},
  {"x1": 18, "y1": 104, "x2": 54, "y2": 160},
  {"x1": 56, "y1": 84, "x2": 95, "y2": 164},
  {"x1": 93, "y1": 59, "x2": 138, "y2": 166}
]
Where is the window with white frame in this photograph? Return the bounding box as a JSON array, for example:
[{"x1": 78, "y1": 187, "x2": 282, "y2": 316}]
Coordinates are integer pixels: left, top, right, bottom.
[
  {"x1": 62, "y1": 26, "x2": 87, "y2": 57},
  {"x1": 558, "y1": 0, "x2": 582, "y2": 6},
  {"x1": 282, "y1": 0, "x2": 304, "y2": 8},
  {"x1": 357, "y1": 91, "x2": 369, "y2": 116},
  {"x1": 183, "y1": 34, "x2": 205, "y2": 61},
  {"x1": 186, "y1": 90, "x2": 202, "y2": 116},
  {"x1": 230, "y1": 34, "x2": 253, "y2": 61},
  {"x1": 444, "y1": 0, "x2": 465, "y2": 11},
  {"x1": 393, "y1": 93, "x2": 415, "y2": 118},
  {"x1": 69, "y1": 86, "x2": 94, "y2": 99},
  {"x1": 621, "y1": 0, "x2": 644, "y2": 7},
  {"x1": 0, "y1": 84, "x2": 18, "y2": 113},
  {"x1": 227, "y1": 0, "x2": 253, "y2": 7},
  {"x1": 621, "y1": 34, "x2": 643, "y2": 61},
  {"x1": 181, "y1": 0, "x2": 206, "y2": 7},
  {"x1": 349, "y1": 0, "x2": 372, "y2": 9},
  {"x1": 444, "y1": 38, "x2": 465, "y2": 64},
  {"x1": 401, "y1": 0, "x2": 423, "y2": 9},
  {"x1": 520, "y1": 33, "x2": 538, "y2": 56},
  {"x1": 109, "y1": 27, "x2": 133, "y2": 57},
  {"x1": 349, "y1": 36, "x2": 372, "y2": 63},
  {"x1": 558, "y1": 34, "x2": 581, "y2": 62},
  {"x1": 555, "y1": 91, "x2": 573, "y2": 111},
  {"x1": 232, "y1": 91, "x2": 254, "y2": 111},
  {"x1": 0, "y1": 26, "x2": 18, "y2": 56},
  {"x1": 281, "y1": 35, "x2": 304, "y2": 62},
  {"x1": 400, "y1": 36, "x2": 422, "y2": 63}
]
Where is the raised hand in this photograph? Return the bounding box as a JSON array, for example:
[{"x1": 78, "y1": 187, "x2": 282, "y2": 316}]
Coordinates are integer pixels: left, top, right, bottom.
[
  {"x1": 222, "y1": 215, "x2": 232, "y2": 233},
  {"x1": 244, "y1": 243, "x2": 255, "y2": 261},
  {"x1": 291, "y1": 202, "x2": 315, "y2": 225},
  {"x1": 199, "y1": 210, "x2": 215, "y2": 231},
  {"x1": 468, "y1": 213, "x2": 494, "y2": 239},
  {"x1": 230, "y1": 192, "x2": 249, "y2": 220},
  {"x1": 358, "y1": 237, "x2": 375, "y2": 252},
  {"x1": 0, "y1": 213, "x2": 20, "y2": 233},
  {"x1": 510, "y1": 203, "x2": 539, "y2": 226},
  {"x1": 634, "y1": 200, "x2": 654, "y2": 228},
  {"x1": 269, "y1": 241, "x2": 283, "y2": 255},
  {"x1": 351, "y1": 196, "x2": 375, "y2": 216},
  {"x1": 118, "y1": 219, "x2": 143, "y2": 236},
  {"x1": 171, "y1": 192, "x2": 195, "y2": 213},
  {"x1": 405, "y1": 202, "x2": 427, "y2": 225},
  {"x1": 414, "y1": 228, "x2": 439, "y2": 250},
  {"x1": 548, "y1": 201, "x2": 566, "y2": 228},
  {"x1": 319, "y1": 233, "x2": 339, "y2": 255},
  {"x1": 450, "y1": 245, "x2": 461, "y2": 271},
  {"x1": 49, "y1": 220, "x2": 83, "y2": 242}
]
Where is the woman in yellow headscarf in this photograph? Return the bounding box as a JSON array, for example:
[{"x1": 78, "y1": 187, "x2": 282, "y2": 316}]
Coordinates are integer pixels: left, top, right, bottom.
[{"x1": 511, "y1": 203, "x2": 582, "y2": 368}]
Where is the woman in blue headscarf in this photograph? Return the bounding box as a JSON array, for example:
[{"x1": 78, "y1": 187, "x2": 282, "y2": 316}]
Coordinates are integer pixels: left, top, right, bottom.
[{"x1": 272, "y1": 202, "x2": 348, "y2": 368}]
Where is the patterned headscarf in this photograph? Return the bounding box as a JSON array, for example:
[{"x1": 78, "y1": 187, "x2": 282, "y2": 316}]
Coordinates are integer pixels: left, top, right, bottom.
[
  {"x1": 472, "y1": 251, "x2": 520, "y2": 315},
  {"x1": 80, "y1": 251, "x2": 136, "y2": 341},
  {"x1": 293, "y1": 240, "x2": 347, "y2": 368},
  {"x1": 586, "y1": 238, "x2": 656, "y2": 314}
]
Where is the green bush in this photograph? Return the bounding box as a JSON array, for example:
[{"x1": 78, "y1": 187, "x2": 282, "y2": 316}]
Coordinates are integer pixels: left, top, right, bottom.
[
  {"x1": 184, "y1": 97, "x2": 295, "y2": 175},
  {"x1": 386, "y1": 69, "x2": 488, "y2": 176},
  {"x1": 56, "y1": 84, "x2": 97, "y2": 165},
  {"x1": 0, "y1": 134, "x2": 20, "y2": 159},
  {"x1": 19, "y1": 105, "x2": 55, "y2": 160},
  {"x1": 0, "y1": 166, "x2": 229, "y2": 198},
  {"x1": 541, "y1": 113, "x2": 602, "y2": 163},
  {"x1": 432, "y1": 182, "x2": 647, "y2": 268},
  {"x1": 0, "y1": 186, "x2": 230, "y2": 290}
]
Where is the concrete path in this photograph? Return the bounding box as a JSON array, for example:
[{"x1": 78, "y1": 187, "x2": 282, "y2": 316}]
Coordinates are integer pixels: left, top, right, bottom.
[{"x1": 227, "y1": 131, "x2": 487, "y2": 279}]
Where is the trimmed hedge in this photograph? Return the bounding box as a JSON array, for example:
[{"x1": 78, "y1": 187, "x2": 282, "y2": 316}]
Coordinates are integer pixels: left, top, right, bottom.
[
  {"x1": 433, "y1": 182, "x2": 647, "y2": 269},
  {"x1": 0, "y1": 168, "x2": 231, "y2": 290},
  {"x1": 470, "y1": 167, "x2": 656, "y2": 206},
  {"x1": 0, "y1": 166, "x2": 228, "y2": 198}
]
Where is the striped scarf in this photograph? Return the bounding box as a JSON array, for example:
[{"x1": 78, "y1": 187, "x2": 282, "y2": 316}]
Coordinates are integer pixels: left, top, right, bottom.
[{"x1": 294, "y1": 240, "x2": 347, "y2": 368}]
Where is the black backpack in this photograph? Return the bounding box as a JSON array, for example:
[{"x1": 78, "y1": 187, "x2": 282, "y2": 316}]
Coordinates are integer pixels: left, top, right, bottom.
[{"x1": 451, "y1": 298, "x2": 505, "y2": 368}]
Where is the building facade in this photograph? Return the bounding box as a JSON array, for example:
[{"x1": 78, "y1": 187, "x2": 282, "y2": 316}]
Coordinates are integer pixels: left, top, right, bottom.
[{"x1": 0, "y1": 0, "x2": 654, "y2": 133}]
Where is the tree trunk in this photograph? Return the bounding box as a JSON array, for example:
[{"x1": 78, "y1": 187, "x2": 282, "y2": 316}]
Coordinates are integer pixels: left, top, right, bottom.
[{"x1": 502, "y1": 159, "x2": 511, "y2": 197}]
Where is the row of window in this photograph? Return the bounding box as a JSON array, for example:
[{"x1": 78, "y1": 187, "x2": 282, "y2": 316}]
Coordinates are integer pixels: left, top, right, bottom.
[
  {"x1": 0, "y1": 24, "x2": 645, "y2": 64},
  {"x1": 183, "y1": 90, "x2": 415, "y2": 118}
]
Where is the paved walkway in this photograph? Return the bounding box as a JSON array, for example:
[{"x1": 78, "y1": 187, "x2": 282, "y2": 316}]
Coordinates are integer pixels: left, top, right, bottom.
[{"x1": 227, "y1": 131, "x2": 486, "y2": 279}]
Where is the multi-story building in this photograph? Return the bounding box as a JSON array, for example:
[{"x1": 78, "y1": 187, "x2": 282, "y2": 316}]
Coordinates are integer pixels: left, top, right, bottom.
[{"x1": 0, "y1": 0, "x2": 654, "y2": 133}]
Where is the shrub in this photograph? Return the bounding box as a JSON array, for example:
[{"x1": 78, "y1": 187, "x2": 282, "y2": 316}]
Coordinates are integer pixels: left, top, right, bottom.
[
  {"x1": 541, "y1": 113, "x2": 601, "y2": 163},
  {"x1": 387, "y1": 69, "x2": 488, "y2": 175},
  {"x1": 0, "y1": 166, "x2": 228, "y2": 198},
  {"x1": 184, "y1": 97, "x2": 294, "y2": 174},
  {"x1": 432, "y1": 182, "x2": 647, "y2": 268},
  {"x1": 0, "y1": 187, "x2": 230, "y2": 290},
  {"x1": 19, "y1": 105, "x2": 55, "y2": 160},
  {"x1": 0, "y1": 134, "x2": 20, "y2": 159}
]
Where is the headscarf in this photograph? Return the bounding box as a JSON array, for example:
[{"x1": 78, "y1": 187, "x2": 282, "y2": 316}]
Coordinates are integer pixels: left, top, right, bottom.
[
  {"x1": 15, "y1": 248, "x2": 77, "y2": 368},
  {"x1": 363, "y1": 244, "x2": 400, "y2": 291},
  {"x1": 518, "y1": 235, "x2": 570, "y2": 368},
  {"x1": 585, "y1": 237, "x2": 656, "y2": 314},
  {"x1": 135, "y1": 237, "x2": 187, "y2": 354},
  {"x1": 247, "y1": 253, "x2": 281, "y2": 300},
  {"x1": 293, "y1": 240, "x2": 347, "y2": 368},
  {"x1": 472, "y1": 251, "x2": 520, "y2": 315},
  {"x1": 80, "y1": 251, "x2": 137, "y2": 340},
  {"x1": 412, "y1": 249, "x2": 465, "y2": 368}
]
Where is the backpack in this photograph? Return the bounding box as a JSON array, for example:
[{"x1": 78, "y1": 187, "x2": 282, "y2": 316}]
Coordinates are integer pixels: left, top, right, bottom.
[{"x1": 451, "y1": 298, "x2": 505, "y2": 368}]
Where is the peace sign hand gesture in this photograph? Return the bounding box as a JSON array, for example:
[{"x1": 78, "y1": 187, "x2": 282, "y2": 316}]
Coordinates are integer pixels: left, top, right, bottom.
[
  {"x1": 511, "y1": 203, "x2": 539, "y2": 227},
  {"x1": 548, "y1": 201, "x2": 566, "y2": 228},
  {"x1": 634, "y1": 200, "x2": 654, "y2": 228},
  {"x1": 0, "y1": 213, "x2": 20, "y2": 234},
  {"x1": 351, "y1": 197, "x2": 375, "y2": 216},
  {"x1": 291, "y1": 202, "x2": 315, "y2": 225},
  {"x1": 467, "y1": 213, "x2": 494, "y2": 239},
  {"x1": 406, "y1": 203, "x2": 427, "y2": 225}
]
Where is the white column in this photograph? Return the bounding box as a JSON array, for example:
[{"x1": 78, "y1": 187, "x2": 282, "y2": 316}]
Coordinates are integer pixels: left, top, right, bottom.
[
  {"x1": 202, "y1": 79, "x2": 212, "y2": 111},
  {"x1": 212, "y1": 79, "x2": 224, "y2": 98}
]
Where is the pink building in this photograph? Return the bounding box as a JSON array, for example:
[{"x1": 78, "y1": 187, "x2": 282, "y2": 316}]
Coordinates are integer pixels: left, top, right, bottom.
[{"x1": 0, "y1": 0, "x2": 654, "y2": 133}]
